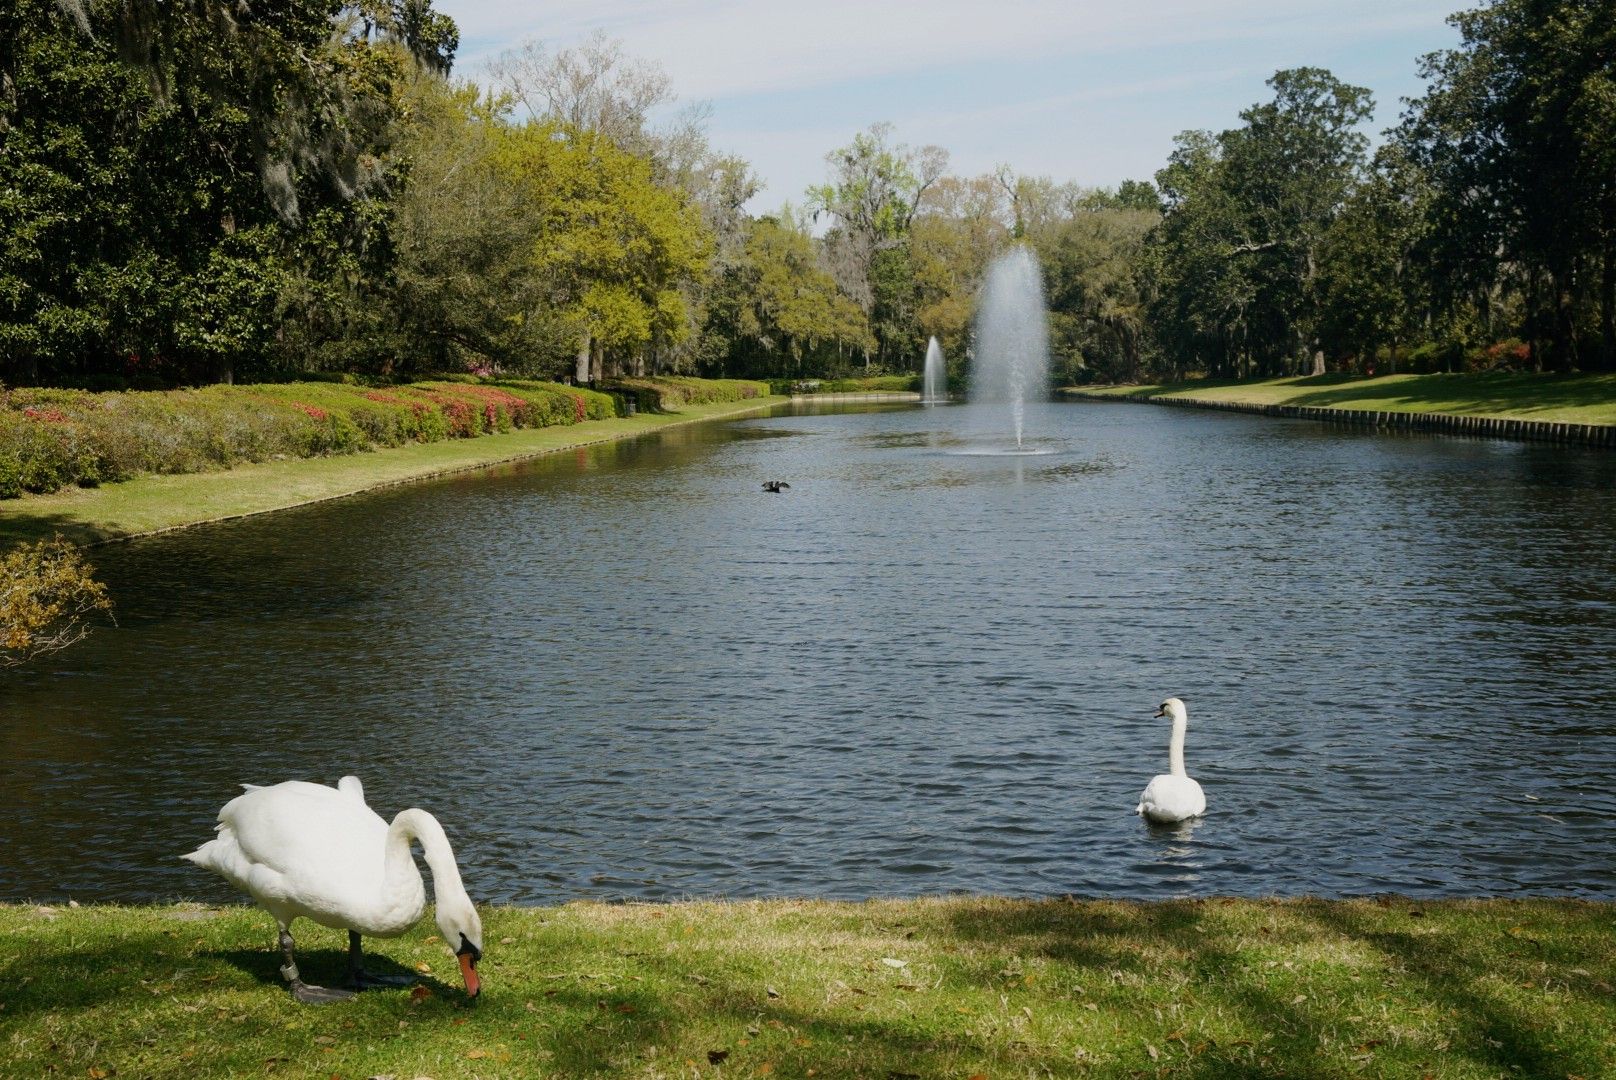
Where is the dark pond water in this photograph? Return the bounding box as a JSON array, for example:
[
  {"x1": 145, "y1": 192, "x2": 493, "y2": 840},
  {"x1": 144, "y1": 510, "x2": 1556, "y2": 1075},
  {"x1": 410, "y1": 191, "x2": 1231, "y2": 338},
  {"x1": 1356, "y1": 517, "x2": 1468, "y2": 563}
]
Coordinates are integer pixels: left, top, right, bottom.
[{"x1": 4, "y1": 400, "x2": 1616, "y2": 904}]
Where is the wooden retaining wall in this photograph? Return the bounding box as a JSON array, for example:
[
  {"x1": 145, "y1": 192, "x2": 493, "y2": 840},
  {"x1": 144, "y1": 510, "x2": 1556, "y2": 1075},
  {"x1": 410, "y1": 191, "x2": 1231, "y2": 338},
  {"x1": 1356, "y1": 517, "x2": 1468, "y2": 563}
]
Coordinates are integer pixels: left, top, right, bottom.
[{"x1": 1060, "y1": 391, "x2": 1616, "y2": 448}]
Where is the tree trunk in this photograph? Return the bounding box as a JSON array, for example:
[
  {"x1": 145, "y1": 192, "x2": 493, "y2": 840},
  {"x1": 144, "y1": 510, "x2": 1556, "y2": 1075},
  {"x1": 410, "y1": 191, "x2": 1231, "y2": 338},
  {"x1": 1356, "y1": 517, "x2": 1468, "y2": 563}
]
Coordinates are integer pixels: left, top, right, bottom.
[
  {"x1": 589, "y1": 339, "x2": 604, "y2": 383},
  {"x1": 575, "y1": 334, "x2": 591, "y2": 384},
  {"x1": 1602, "y1": 233, "x2": 1615, "y2": 372},
  {"x1": 1550, "y1": 275, "x2": 1577, "y2": 373},
  {"x1": 1310, "y1": 348, "x2": 1325, "y2": 377}
]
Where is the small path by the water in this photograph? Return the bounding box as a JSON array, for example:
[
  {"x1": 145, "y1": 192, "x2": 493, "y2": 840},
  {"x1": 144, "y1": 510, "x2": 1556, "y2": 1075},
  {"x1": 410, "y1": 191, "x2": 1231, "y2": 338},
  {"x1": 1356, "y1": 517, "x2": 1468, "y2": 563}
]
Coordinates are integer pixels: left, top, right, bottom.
[{"x1": 0, "y1": 396, "x2": 787, "y2": 548}]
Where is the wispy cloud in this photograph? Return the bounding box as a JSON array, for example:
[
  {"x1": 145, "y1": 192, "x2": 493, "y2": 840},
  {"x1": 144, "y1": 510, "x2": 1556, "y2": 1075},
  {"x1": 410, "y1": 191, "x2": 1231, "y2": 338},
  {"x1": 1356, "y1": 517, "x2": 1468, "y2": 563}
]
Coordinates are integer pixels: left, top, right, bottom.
[
  {"x1": 451, "y1": 0, "x2": 1453, "y2": 100},
  {"x1": 436, "y1": 0, "x2": 1458, "y2": 212}
]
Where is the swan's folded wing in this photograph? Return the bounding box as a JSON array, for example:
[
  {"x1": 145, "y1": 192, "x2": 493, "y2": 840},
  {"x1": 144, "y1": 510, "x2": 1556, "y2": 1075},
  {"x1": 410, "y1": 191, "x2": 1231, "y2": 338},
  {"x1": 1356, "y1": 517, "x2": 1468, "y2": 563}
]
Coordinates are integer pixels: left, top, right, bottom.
[{"x1": 221, "y1": 780, "x2": 388, "y2": 882}]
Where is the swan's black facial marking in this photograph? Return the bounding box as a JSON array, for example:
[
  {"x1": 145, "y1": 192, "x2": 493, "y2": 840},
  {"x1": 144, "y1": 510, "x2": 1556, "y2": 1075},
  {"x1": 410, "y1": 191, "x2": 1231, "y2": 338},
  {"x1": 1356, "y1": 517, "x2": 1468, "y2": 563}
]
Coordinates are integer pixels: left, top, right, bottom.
[{"x1": 457, "y1": 933, "x2": 481, "y2": 963}]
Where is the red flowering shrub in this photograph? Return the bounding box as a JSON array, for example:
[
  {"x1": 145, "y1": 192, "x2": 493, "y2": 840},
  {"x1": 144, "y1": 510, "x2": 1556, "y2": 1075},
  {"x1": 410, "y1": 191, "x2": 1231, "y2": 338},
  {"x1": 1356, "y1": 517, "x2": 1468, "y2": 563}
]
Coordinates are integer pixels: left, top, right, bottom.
[{"x1": 0, "y1": 377, "x2": 713, "y2": 497}]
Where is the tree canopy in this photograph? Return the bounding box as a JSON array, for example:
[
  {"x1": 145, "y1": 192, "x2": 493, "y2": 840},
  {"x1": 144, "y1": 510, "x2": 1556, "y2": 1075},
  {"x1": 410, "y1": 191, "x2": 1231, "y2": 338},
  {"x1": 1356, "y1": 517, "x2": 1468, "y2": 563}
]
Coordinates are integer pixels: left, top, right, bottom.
[{"x1": 2, "y1": 0, "x2": 1612, "y2": 391}]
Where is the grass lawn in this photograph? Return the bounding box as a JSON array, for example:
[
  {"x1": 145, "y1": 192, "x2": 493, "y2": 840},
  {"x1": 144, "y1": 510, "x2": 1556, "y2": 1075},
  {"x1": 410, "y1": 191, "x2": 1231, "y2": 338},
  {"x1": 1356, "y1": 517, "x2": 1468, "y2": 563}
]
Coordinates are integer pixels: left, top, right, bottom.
[
  {"x1": 3, "y1": 897, "x2": 1612, "y2": 1078},
  {"x1": 0, "y1": 397, "x2": 785, "y2": 550},
  {"x1": 1069, "y1": 372, "x2": 1616, "y2": 426}
]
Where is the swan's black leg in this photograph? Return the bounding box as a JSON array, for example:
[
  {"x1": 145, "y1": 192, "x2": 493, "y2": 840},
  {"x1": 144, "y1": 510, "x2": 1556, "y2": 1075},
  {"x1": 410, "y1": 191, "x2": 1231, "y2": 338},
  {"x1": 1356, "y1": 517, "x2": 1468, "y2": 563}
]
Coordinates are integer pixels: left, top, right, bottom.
[
  {"x1": 346, "y1": 930, "x2": 416, "y2": 990},
  {"x1": 279, "y1": 927, "x2": 354, "y2": 1004}
]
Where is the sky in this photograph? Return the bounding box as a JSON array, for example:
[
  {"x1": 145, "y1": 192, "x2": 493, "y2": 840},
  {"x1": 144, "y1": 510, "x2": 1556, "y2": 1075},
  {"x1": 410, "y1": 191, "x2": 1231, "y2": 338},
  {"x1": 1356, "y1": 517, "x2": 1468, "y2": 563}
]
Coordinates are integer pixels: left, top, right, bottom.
[{"x1": 439, "y1": 0, "x2": 1463, "y2": 213}]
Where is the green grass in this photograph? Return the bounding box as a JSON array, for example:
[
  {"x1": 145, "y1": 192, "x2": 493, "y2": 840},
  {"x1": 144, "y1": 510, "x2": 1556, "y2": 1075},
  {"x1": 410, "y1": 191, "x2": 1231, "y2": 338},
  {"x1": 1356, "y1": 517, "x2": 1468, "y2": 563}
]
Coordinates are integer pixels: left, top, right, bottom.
[
  {"x1": 3, "y1": 898, "x2": 1612, "y2": 1079},
  {"x1": 1068, "y1": 372, "x2": 1616, "y2": 425},
  {"x1": 0, "y1": 397, "x2": 785, "y2": 550}
]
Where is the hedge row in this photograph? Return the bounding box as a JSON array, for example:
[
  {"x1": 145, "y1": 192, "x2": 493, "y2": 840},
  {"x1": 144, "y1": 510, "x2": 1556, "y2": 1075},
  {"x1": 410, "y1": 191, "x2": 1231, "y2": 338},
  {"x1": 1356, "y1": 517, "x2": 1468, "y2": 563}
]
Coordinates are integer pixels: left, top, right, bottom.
[
  {"x1": 611, "y1": 376, "x2": 771, "y2": 410},
  {"x1": 0, "y1": 377, "x2": 766, "y2": 499}
]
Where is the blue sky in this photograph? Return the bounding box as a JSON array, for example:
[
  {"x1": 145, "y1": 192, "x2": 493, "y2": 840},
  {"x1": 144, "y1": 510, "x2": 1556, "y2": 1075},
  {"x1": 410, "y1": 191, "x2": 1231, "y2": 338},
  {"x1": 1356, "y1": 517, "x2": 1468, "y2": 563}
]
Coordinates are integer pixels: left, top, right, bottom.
[{"x1": 439, "y1": 1, "x2": 1462, "y2": 213}]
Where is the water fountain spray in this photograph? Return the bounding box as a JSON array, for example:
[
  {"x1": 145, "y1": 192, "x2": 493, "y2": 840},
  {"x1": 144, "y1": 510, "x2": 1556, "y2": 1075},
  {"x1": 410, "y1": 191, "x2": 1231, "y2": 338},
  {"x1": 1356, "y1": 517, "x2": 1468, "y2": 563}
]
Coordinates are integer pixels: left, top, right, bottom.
[{"x1": 971, "y1": 246, "x2": 1050, "y2": 449}]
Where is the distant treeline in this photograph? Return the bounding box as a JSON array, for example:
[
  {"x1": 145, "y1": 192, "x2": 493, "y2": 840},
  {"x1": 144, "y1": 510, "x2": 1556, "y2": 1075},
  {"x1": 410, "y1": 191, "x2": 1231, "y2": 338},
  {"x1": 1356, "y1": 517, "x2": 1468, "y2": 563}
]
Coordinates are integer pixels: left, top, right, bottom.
[{"x1": 1, "y1": 0, "x2": 1611, "y2": 391}]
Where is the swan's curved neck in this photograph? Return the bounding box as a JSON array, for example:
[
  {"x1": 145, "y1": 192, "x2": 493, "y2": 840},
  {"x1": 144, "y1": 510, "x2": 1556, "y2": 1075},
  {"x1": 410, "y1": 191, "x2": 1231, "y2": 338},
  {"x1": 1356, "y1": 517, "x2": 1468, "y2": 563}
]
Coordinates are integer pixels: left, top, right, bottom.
[
  {"x1": 1168, "y1": 715, "x2": 1188, "y2": 777},
  {"x1": 385, "y1": 808, "x2": 469, "y2": 908}
]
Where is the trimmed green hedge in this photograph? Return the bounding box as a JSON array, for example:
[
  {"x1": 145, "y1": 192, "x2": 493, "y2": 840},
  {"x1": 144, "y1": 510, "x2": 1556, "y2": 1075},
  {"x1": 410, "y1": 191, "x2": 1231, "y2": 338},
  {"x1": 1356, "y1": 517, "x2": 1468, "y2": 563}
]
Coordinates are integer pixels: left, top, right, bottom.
[
  {"x1": 606, "y1": 376, "x2": 770, "y2": 411},
  {"x1": 769, "y1": 375, "x2": 921, "y2": 394},
  {"x1": 0, "y1": 378, "x2": 659, "y2": 498}
]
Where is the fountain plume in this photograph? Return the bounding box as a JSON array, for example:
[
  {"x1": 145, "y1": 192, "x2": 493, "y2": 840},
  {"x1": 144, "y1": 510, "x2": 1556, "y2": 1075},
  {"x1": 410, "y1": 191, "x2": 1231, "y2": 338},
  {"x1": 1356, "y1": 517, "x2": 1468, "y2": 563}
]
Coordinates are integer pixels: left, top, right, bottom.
[
  {"x1": 971, "y1": 246, "x2": 1049, "y2": 448},
  {"x1": 922, "y1": 337, "x2": 946, "y2": 403}
]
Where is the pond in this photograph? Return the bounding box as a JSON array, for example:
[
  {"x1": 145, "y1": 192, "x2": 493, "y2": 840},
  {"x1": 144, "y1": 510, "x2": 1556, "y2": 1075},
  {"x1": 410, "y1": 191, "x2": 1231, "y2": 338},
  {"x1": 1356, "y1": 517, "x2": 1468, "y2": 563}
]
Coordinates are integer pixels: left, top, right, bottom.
[{"x1": 4, "y1": 400, "x2": 1616, "y2": 904}]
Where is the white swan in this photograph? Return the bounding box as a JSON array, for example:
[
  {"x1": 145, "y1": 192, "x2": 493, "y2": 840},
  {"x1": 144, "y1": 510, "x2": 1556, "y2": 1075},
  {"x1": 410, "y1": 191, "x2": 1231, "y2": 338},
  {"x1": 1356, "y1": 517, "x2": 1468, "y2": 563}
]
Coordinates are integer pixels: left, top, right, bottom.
[
  {"x1": 1135, "y1": 697, "x2": 1206, "y2": 823},
  {"x1": 183, "y1": 775, "x2": 483, "y2": 1003}
]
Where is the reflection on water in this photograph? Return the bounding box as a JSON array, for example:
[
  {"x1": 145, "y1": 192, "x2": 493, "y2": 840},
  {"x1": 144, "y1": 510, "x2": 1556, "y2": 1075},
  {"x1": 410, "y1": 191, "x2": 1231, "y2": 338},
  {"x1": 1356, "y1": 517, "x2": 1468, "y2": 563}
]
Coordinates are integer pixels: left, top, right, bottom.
[{"x1": 4, "y1": 400, "x2": 1616, "y2": 904}]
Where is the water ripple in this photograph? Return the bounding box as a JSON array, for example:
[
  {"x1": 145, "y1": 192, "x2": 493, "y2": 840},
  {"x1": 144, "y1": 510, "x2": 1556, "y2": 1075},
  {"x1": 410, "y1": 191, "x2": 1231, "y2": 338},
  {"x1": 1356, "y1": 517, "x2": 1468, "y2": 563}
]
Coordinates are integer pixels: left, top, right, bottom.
[{"x1": 4, "y1": 402, "x2": 1616, "y2": 903}]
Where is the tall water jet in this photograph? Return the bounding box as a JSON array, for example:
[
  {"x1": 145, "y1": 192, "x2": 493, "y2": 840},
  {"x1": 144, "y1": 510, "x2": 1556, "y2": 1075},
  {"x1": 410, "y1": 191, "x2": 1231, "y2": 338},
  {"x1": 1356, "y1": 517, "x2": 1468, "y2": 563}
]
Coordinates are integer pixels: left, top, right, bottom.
[
  {"x1": 922, "y1": 337, "x2": 946, "y2": 403},
  {"x1": 971, "y1": 246, "x2": 1050, "y2": 449}
]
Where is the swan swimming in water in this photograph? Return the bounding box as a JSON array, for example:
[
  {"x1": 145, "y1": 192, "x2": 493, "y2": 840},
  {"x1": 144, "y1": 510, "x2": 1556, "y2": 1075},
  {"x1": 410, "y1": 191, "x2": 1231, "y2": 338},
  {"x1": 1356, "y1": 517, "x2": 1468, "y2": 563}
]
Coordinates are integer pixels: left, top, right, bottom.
[
  {"x1": 183, "y1": 776, "x2": 483, "y2": 1003},
  {"x1": 1135, "y1": 697, "x2": 1206, "y2": 823}
]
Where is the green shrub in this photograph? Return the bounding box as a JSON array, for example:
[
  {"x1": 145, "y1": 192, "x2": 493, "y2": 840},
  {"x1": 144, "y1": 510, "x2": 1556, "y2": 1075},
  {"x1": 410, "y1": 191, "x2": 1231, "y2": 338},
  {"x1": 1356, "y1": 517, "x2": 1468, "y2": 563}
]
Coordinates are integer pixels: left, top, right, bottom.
[
  {"x1": 1, "y1": 536, "x2": 113, "y2": 667},
  {"x1": 0, "y1": 376, "x2": 747, "y2": 497}
]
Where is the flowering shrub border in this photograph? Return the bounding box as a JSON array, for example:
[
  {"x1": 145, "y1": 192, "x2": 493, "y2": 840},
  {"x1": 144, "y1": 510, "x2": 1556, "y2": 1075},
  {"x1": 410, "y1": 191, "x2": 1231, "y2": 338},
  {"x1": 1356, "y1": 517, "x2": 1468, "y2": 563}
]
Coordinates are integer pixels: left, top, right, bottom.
[{"x1": 0, "y1": 376, "x2": 766, "y2": 498}]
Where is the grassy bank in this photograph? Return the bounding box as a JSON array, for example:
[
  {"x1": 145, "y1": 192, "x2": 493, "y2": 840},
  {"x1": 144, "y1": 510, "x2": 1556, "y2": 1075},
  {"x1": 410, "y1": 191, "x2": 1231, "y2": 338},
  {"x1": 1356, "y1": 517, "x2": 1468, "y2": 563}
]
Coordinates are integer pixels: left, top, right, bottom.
[
  {"x1": 1066, "y1": 372, "x2": 1616, "y2": 426},
  {"x1": 2, "y1": 897, "x2": 1612, "y2": 1079},
  {"x1": 0, "y1": 397, "x2": 784, "y2": 549}
]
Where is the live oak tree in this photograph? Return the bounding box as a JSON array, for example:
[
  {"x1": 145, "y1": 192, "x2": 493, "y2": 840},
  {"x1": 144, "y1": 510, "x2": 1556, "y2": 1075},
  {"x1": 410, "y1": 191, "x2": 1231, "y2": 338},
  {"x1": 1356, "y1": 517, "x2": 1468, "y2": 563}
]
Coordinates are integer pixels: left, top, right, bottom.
[
  {"x1": 808, "y1": 123, "x2": 948, "y2": 369},
  {"x1": 1147, "y1": 69, "x2": 1373, "y2": 377},
  {"x1": 1400, "y1": 0, "x2": 1616, "y2": 371}
]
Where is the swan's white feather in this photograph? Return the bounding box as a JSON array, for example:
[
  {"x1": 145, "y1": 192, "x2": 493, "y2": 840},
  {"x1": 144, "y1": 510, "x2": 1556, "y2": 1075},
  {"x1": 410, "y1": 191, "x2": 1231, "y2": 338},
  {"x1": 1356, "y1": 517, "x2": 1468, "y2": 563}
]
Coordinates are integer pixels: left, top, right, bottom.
[
  {"x1": 1136, "y1": 773, "x2": 1206, "y2": 823},
  {"x1": 183, "y1": 779, "x2": 425, "y2": 937}
]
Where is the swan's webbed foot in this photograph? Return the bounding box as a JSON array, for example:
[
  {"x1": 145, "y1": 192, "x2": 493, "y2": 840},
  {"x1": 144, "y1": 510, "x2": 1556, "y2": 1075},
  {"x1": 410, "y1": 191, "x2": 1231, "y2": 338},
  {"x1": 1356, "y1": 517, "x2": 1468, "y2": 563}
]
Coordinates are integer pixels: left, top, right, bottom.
[
  {"x1": 279, "y1": 927, "x2": 355, "y2": 1005},
  {"x1": 350, "y1": 968, "x2": 418, "y2": 990},
  {"x1": 290, "y1": 979, "x2": 356, "y2": 1004},
  {"x1": 346, "y1": 930, "x2": 417, "y2": 991}
]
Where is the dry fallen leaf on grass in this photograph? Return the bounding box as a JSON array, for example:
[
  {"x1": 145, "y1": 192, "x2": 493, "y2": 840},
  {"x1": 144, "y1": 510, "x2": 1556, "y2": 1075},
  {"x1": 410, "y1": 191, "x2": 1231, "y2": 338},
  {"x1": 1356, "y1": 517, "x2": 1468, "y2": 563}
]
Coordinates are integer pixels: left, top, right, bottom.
[{"x1": 880, "y1": 957, "x2": 907, "y2": 968}]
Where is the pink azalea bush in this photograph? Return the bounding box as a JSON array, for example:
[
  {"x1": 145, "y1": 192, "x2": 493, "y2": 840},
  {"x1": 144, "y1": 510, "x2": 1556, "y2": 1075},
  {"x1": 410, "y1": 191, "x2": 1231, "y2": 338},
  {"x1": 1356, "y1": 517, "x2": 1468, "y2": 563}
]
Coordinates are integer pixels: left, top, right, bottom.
[{"x1": 0, "y1": 376, "x2": 765, "y2": 498}]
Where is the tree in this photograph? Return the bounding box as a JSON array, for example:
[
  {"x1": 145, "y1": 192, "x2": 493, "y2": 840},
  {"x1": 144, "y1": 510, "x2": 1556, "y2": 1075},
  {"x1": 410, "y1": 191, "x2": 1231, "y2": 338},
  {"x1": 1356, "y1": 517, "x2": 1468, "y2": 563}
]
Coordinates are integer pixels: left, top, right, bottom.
[
  {"x1": 1401, "y1": 0, "x2": 1616, "y2": 370},
  {"x1": 807, "y1": 123, "x2": 948, "y2": 369},
  {"x1": 1147, "y1": 130, "x2": 1255, "y2": 377},
  {"x1": 1222, "y1": 68, "x2": 1374, "y2": 375},
  {"x1": 495, "y1": 123, "x2": 711, "y2": 381},
  {"x1": 1315, "y1": 147, "x2": 1431, "y2": 371},
  {"x1": 1038, "y1": 200, "x2": 1159, "y2": 384},
  {"x1": 910, "y1": 173, "x2": 1015, "y2": 366},
  {"x1": 1146, "y1": 70, "x2": 1374, "y2": 378},
  {"x1": 0, "y1": 0, "x2": 452, "y2": 386},
  {"x1": 488, "y1": 29, "x2": 712, "y2": 189},
  {"x1": 381, "y1": 78, "x2": 567, "y2": 374}
]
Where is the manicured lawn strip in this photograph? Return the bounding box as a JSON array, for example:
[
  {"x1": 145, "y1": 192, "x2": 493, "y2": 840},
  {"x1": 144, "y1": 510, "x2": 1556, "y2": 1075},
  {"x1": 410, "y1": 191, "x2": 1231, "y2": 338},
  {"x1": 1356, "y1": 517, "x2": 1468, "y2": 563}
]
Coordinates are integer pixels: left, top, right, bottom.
[
  {"x1": 0, "y1": 398, "x2": 785, "y2": 549},
  {"x1": 1068, "y1": 372, "x2": 1616, "y2": 426},
  {"x1": 2, "y1": 897, "x2": 1612, "y2": 1079}
]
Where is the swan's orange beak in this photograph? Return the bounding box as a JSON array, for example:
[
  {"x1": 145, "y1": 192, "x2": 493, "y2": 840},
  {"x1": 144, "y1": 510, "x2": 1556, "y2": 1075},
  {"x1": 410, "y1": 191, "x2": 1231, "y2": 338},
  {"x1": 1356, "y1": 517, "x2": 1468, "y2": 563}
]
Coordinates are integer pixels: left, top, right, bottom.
[{"x1": 458, "y1": 949, "x2": 481, "y2": 999}]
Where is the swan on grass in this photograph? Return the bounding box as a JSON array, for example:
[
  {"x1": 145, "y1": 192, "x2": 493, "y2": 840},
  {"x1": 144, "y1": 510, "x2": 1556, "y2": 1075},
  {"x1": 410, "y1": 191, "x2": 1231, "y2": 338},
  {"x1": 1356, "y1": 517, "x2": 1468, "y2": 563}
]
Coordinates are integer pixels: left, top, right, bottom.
[
  {"x1": 1135, "y1": 697, "x2": 1206, "y2": 823},
  {"x1": 183, "y1": 775, "x2": 483, "y2": 1004}
]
